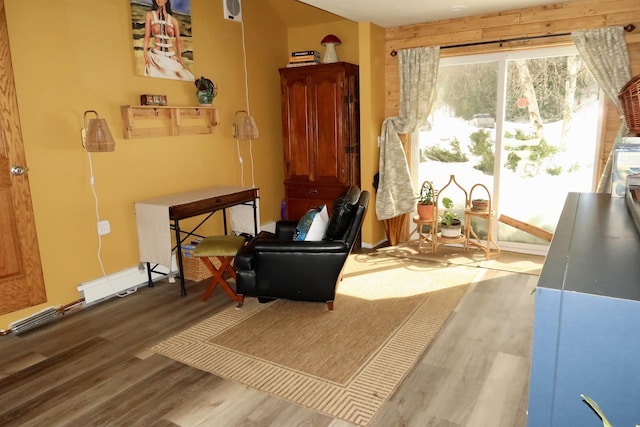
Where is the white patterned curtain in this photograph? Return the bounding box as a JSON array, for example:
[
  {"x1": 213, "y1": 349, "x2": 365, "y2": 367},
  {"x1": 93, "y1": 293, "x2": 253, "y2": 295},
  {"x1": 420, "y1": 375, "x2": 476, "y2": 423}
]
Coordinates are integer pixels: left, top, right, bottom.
[
  {"x1": 376, "y1": 47, "x2": 440, "y2": 220},
  {"x1": 572, "y1": 26, "x2": 632, "y2": 192}
]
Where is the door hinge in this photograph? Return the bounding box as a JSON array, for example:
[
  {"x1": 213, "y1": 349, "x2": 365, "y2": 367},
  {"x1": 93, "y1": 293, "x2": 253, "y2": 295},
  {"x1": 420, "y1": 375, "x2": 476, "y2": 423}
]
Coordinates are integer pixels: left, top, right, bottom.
[
  {"x1": 345, "y1": 145, "x2": 357, "y2": 153},
  {"x1": 344, "y1": 94, "x2": 353, "y2": 104}
]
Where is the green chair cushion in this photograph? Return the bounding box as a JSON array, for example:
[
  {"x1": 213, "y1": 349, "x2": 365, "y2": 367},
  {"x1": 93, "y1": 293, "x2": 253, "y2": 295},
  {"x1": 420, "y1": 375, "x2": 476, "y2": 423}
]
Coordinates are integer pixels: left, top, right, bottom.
[{"x1": 192, "y1": 235, "x2": 245, "y2": 257}]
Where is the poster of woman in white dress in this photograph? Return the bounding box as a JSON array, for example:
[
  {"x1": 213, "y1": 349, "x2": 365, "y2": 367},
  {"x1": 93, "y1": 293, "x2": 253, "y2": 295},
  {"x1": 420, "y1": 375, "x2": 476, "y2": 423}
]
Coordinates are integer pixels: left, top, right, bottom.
[{"x1": 131, "y1": 0, "x2": 195, "y2": 81}]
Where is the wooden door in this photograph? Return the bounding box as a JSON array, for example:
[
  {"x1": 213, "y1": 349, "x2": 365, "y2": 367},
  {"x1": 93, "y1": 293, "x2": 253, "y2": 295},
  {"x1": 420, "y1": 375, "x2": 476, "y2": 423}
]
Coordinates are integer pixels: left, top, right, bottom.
[
  {"x1": 280, "y1": 63, "x2": 355, "y2": 187},
  {"x1": 280, "y1": 67, "x2": 312, "y2": 184},
  {"x1": 309, "y1": 65, "x2": 347, "y2": 186},
  {"x1": 0, "y1": 1, "x2": 46, "y2": 315}
]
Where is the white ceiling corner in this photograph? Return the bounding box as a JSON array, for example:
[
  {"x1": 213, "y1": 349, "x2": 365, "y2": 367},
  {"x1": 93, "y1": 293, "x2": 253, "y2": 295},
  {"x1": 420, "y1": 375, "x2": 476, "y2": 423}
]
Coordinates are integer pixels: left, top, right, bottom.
[{"x1": 297, "y1": 0, "x2": 565, "y2": 28}]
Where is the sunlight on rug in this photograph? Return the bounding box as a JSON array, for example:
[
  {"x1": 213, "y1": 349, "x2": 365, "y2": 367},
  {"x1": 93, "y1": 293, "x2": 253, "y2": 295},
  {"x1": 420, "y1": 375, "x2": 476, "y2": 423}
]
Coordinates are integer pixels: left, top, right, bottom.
[
  {"x1": 378, "y1": 240, "x2": 545, "y2": 276},
  {"x1": 150, "y1": 255, "x2": 484, "y2": 425}
]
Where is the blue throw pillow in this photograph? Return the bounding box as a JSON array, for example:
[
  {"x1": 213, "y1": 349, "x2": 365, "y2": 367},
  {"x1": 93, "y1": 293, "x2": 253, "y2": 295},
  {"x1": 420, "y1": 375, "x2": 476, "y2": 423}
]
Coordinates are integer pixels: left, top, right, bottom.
[{"x1": 294, "y1": 205, "x2": 329, "y2": 241}]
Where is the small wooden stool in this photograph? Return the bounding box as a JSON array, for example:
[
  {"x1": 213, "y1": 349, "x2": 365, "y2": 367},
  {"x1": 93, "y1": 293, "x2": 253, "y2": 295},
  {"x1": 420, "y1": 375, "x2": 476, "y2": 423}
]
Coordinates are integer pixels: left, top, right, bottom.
[{"x1": 192, "y1": 235, "x2": 246, "y2": 303}]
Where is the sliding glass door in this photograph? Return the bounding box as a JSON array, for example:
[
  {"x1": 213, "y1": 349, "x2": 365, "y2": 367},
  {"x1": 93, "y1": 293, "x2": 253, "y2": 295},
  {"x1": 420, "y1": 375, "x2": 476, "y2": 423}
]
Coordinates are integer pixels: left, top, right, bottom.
[{"x1": 415, "y1": 46, "x2": 602, "y2": 254}]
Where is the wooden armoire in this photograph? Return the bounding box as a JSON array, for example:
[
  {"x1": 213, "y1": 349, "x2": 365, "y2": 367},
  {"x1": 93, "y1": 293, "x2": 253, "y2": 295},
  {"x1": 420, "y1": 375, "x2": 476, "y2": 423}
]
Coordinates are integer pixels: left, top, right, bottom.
[{"x1": 279, "y1": 62, "x2": 360, "y2": 221}]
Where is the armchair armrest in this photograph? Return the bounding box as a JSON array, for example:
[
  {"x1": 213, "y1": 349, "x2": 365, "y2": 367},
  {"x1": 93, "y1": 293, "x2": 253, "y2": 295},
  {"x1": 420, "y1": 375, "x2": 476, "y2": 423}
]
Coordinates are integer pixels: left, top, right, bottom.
[
  {"x1": 235, "y1": 231, "x2": 275, "y2": 270},
  {"x1": 253, "y1": 239, "x2": 347, "y2": 254},
  {"x1": 275, "y1": 220, "x2": 298, "y2": 240}
]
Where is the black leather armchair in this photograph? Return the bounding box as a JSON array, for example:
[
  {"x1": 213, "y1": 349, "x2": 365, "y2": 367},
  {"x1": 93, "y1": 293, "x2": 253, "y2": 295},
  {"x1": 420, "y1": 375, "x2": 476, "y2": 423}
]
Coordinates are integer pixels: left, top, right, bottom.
[{"x1": 235, "y1": 186, "x2": 369, "y2": 310}]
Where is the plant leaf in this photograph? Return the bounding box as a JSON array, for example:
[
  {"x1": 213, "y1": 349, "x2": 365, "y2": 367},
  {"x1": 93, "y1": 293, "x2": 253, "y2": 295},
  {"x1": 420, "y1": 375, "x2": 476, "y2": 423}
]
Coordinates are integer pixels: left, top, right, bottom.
[{"x1": 581, "y1": 394, "x2": 613, "y2": 427}]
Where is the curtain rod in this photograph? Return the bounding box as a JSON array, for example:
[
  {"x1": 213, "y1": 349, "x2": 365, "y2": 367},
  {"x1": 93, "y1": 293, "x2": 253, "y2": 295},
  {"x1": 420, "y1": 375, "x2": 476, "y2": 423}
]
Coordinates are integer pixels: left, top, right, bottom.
[{"x1": 389, "y1": 23, "x2": 636, "y2": 57}]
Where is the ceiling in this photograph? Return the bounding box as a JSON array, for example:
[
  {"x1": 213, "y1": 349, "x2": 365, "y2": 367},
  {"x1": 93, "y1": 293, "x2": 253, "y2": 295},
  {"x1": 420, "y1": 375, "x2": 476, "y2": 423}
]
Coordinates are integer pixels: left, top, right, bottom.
[
  {"x1": 294, "y1": 0, "x2": 565, "y2": 28},
  {"x1": 267, "y1": 0, "x2": 346, "y2": 28}
]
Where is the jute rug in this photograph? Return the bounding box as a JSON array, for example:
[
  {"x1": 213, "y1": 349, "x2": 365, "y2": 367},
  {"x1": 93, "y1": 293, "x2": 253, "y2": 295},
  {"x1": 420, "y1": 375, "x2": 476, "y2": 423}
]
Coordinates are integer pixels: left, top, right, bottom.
[
  {"x1": 151, "y1": 254, "x2": 484, "y2": 425},
  {"x1": 378, "y1": 240, "x2": 545, "y2": 276}
]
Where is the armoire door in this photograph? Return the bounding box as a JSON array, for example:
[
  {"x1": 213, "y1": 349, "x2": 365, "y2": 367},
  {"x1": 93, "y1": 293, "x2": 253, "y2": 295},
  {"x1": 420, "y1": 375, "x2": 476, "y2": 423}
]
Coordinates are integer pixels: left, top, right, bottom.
[
  {"x1": 280, "y1": 67, "x2": 313, "y2": 184},
  {"x1": 308, "y1": 65, "x2": 348, "y2": 186}
]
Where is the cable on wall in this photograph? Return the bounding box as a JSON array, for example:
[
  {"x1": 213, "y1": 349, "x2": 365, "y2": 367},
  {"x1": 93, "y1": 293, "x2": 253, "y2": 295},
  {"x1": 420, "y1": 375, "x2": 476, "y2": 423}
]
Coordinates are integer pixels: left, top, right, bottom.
[
  {"x1": 86, "y1": 151, "x2": 136, "y2": 298},
  {"x1": 235, "y1": 131, "x2": 244, "y2": 187},
  {"x1": 238, "y1": 10, "x2": 256, "y2": 188}
]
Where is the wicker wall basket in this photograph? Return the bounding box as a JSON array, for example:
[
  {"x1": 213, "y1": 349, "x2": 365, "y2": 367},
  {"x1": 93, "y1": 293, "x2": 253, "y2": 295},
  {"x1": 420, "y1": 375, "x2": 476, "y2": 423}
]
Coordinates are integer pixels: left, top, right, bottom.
[{"x1": 619, "y1": 75, "x2": 640, "y2": 135}]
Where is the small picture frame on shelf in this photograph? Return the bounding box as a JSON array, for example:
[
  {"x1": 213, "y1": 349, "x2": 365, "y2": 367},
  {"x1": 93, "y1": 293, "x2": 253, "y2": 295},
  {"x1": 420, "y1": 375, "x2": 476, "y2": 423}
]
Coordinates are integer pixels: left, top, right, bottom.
[{"x1": 140, "y1": 94, "x2": 167, "y2": 106}]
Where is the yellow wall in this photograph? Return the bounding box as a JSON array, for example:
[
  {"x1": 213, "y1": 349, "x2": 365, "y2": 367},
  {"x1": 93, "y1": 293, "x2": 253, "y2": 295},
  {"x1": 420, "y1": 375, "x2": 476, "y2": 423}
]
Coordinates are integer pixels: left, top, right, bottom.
[
  {"x1": 358, "y1": 22, "x2": 387, "y2": 246},
  {"x1": 1, "y1": 0, "x2": 288, "y2": 327}
]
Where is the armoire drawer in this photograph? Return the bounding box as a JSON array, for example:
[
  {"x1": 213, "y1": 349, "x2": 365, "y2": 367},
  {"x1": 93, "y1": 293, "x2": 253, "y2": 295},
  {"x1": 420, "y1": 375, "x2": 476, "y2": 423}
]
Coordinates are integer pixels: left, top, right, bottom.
[
  {"x1": 285, "y1": 184, "x2": 344, "y2": 200},
  {"x1": 285, "y1": 184, "x2": 347, "y2": 221}
]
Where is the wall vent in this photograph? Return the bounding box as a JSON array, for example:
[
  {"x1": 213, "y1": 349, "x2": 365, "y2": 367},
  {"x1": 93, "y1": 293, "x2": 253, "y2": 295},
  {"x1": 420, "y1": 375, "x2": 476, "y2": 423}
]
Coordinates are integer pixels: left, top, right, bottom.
[{"x1": 223, "y1": 0, "x2": 242, "y2": 22}]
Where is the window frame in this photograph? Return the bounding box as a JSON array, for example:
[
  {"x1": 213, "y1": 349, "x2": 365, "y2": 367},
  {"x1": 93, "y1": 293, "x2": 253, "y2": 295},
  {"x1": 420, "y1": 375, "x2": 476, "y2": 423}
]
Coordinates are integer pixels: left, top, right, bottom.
[{"x1": 411, "y1": 45, "x2": 605, "y2": 255}]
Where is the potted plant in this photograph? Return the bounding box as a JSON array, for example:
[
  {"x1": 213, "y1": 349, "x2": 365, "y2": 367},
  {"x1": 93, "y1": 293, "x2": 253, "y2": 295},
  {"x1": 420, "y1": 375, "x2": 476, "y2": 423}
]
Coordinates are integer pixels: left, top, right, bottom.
[
  {"x1": 440, "y1": 196, "x2": 462, "y2": 237},
  {"x1": 195, "y1": 76, "x2": 217, "y2": 105},
  {"x1": 471, "y1": 198, "x2": 489, "y2": 211},
  {"x1": 417, "y1": 181, "x2": 436, "y2": 220}
]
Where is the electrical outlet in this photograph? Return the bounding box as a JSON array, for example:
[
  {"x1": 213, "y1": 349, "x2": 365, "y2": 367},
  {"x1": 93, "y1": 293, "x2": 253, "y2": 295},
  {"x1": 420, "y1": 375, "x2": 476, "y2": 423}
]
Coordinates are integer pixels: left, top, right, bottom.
[{"x1": 97, "y1": 220, "x2": 111, "y2": 236}]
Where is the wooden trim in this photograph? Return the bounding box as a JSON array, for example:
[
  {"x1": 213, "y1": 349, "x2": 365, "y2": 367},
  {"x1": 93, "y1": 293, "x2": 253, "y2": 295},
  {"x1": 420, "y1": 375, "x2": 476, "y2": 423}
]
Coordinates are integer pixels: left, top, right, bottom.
[{"x1": 120, "y1": 105, "x2": 219, "y2": 139}]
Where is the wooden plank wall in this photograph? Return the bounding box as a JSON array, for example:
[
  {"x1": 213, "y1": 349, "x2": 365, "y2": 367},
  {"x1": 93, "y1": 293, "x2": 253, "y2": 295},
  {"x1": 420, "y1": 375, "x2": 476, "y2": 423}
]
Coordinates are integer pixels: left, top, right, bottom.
[{"x1": 384, "y1": 0, "x2": 640, "y2": 182}]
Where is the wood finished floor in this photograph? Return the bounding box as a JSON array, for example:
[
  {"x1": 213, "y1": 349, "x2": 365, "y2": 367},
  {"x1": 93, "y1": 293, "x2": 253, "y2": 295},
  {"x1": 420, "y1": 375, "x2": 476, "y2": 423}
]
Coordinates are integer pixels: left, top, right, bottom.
[{"x1": 0, "y1": 253, "x2": 538, "y2": 427}]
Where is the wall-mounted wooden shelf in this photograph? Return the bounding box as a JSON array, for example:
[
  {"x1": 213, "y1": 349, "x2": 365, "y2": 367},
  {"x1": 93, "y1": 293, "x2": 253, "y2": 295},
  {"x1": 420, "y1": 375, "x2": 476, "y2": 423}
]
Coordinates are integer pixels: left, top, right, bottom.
[{"x1": 120, "y1": 105, "x2": 219, "y2": 139}]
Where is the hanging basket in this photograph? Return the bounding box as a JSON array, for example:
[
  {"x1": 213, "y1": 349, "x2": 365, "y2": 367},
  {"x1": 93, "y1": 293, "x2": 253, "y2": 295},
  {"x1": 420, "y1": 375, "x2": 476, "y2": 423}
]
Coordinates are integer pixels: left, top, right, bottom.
[{"x1": 619, "y1": 75, "x2": 640, "y2": 134}]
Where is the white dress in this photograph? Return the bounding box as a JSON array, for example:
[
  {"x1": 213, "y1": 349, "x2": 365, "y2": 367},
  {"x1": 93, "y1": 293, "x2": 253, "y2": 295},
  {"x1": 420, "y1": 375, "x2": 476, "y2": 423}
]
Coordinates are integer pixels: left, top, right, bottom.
[{"x1": 145, "y1": 10, "x2": 194, "y2": 81}]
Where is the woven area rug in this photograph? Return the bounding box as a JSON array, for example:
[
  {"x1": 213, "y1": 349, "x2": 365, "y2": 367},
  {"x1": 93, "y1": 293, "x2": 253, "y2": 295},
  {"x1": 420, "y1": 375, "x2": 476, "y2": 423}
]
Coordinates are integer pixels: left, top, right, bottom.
[
  {"x1": 378, "y1": 240, "x2": 545, "y2": 275},
  {"x1": 151, "y1": 254, "x2": 483, "y2": 425}
]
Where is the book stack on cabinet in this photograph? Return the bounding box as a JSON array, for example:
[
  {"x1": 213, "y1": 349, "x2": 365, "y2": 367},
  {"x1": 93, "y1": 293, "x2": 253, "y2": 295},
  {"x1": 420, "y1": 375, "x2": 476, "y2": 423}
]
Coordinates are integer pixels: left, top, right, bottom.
[{"x1": 287, "y1": 50, "x2": 320, "y2": 67}]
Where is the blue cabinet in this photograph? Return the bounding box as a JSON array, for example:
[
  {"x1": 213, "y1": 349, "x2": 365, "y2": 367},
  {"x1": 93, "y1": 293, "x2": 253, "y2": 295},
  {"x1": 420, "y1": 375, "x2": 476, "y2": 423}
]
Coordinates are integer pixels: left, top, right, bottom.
[{"x1": 528, "y1": 193, "x2": 640, "y2": 426}]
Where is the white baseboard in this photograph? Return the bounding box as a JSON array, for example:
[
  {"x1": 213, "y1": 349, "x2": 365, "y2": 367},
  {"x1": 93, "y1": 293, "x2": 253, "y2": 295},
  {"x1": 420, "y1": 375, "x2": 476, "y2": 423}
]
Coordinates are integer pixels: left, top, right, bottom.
[
  {"x1": 78, "y1": 221, "x2": 275, "y2": 306},
  {"x1": 78, "y1": 256, "x2": 178, "y2": 305},
  {"x1": 362, "y1": 238, "x2": 385, "y2": 249}
]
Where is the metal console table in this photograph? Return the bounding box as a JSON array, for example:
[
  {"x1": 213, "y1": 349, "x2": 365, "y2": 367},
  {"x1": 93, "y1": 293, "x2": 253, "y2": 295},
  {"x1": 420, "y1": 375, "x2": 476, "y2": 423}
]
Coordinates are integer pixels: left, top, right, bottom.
[{"x1": 134, "y1": 186, "x2": 259, "y2": 296}]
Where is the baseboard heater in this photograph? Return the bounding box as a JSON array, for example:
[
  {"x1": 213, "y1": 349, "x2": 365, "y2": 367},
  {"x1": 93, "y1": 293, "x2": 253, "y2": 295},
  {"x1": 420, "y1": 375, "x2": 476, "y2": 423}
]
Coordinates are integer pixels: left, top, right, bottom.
[
  {"x1": 7, "y1": 259, "x2": 178, "y2": 334},
  {"x1": 10, "y1": 307, "x2": 59, "y2": 335},
  {"x1": 77, "y1": 255, "x2": 178, "y2": 305},
  {"x1": 78, "y1": 221, "x2": 276, "y2": 306}
]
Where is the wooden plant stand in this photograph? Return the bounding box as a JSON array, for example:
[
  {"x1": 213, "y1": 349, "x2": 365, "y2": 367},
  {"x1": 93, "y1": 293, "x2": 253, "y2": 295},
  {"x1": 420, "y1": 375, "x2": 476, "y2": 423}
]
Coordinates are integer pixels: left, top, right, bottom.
[
  {"x1": 413, "y1": 175, "x2": 500, "y2": 260},
  {"x1": 433, "y1": 175, "x2": 468, "y2": 253},
  {"x1": 413, "y1": 215, "x2": 437, "y2": 253},
  {"x1": 464, "y1": 183, "x2": 500, "y2": 260}
]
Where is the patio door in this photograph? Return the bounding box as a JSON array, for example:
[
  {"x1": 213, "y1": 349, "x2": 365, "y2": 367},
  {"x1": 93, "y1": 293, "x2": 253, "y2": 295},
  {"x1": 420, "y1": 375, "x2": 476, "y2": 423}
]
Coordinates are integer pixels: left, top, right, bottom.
[{"x1": 415, "y1": 46, "x2": 602, "y2": 254}]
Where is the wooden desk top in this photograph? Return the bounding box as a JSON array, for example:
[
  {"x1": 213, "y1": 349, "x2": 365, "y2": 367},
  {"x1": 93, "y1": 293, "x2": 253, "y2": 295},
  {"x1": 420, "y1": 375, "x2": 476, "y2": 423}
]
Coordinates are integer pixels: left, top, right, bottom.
[{"x1": 136, "y1": 186, "x2": 258, "y2": 220}]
